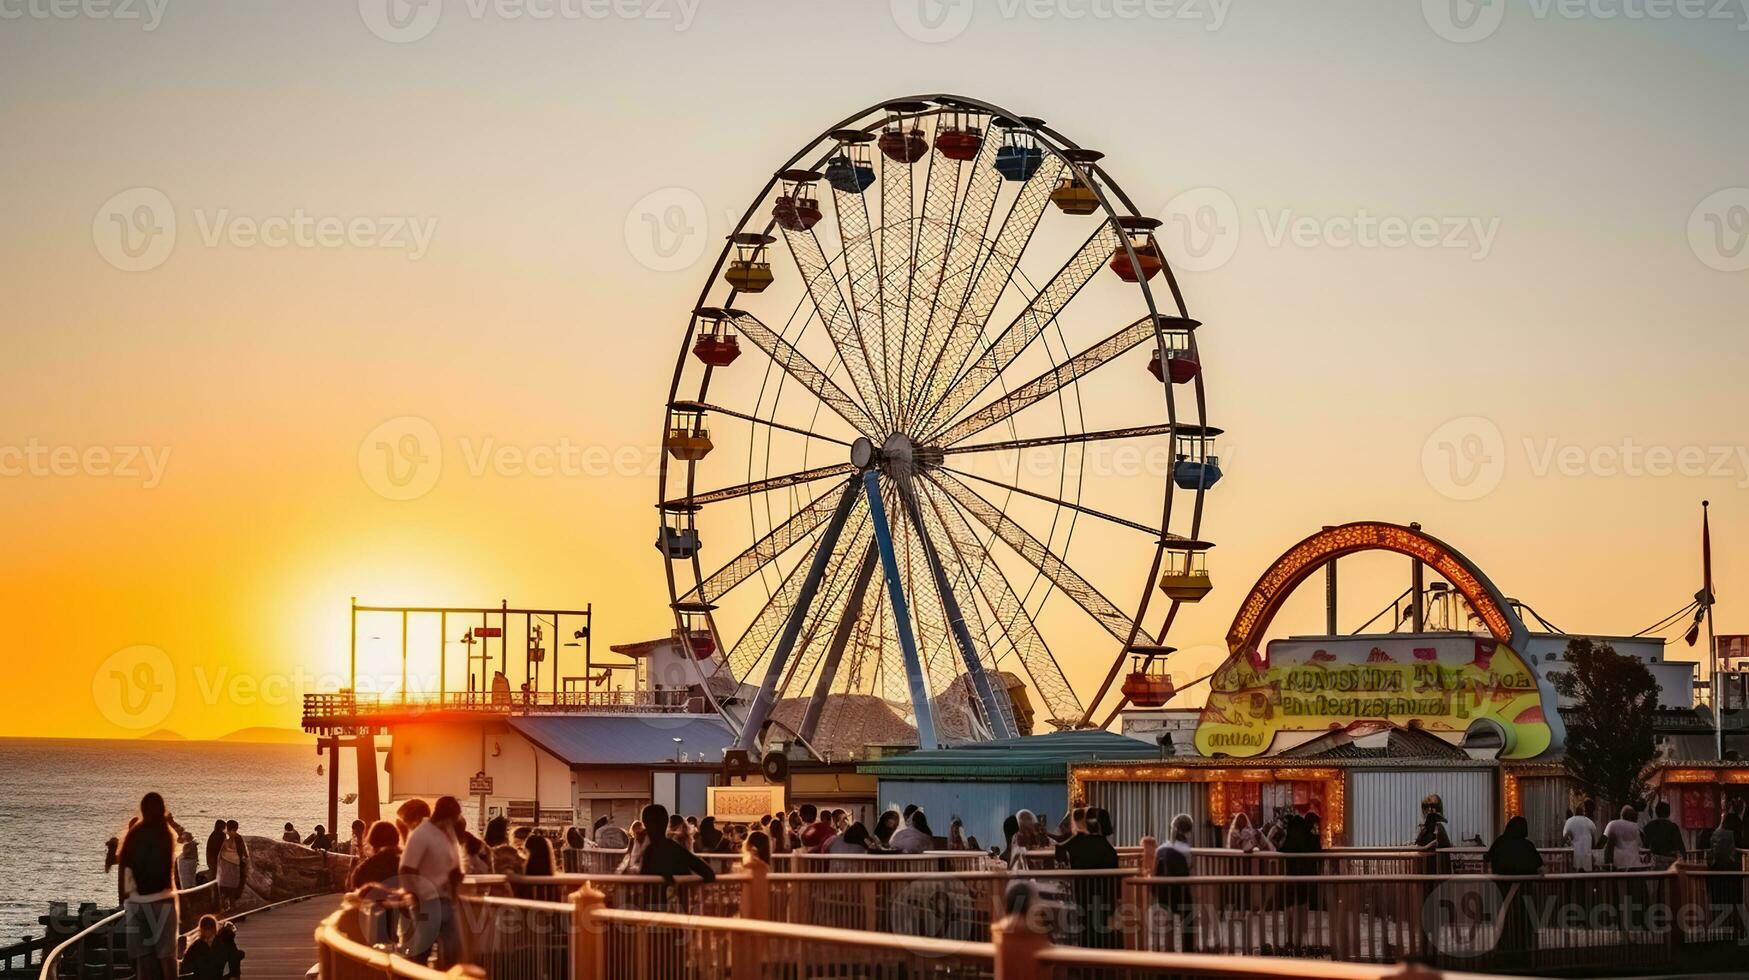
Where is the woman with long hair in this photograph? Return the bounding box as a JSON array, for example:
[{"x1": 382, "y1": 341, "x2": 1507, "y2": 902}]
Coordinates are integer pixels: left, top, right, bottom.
[
  {"x1": 119, "y1": 793, "x2": 179, "y2": 980},
  {"x1": 617, "y1": 820, "x2": 647, "y2": 874}
]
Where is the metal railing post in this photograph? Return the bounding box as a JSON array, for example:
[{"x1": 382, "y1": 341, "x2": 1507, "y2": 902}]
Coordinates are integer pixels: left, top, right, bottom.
[
  {"x1": 992, "y1": 911, "x2": 1050, "y2": 980},
  {"x1": 568, "y1": 884, "x2": 606, "y2": 980}
]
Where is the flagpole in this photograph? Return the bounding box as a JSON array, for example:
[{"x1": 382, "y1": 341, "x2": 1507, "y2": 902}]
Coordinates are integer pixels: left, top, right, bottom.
[{"x1": 1705, "y1": 500, "x2": 1721, "y2": 761}]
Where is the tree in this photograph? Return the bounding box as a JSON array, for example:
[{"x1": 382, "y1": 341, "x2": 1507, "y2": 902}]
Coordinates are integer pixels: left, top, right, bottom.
[{"x1": 1552, "y1": 637, "x2": 1658, "y2": 809}]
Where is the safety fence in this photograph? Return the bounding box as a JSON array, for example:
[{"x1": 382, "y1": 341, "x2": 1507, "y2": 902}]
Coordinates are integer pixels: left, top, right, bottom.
[
  {"x1": 37, "y1": 881, "x2": 216, "y2": 980},
  {"x1": 317, "y1": 887, "x2": 1518, "y2": 980}
]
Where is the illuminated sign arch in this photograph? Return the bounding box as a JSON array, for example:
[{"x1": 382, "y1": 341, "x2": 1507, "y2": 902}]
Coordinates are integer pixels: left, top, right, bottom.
[
  {"x1": 1196, "y1": 521, "x2": 1563, "y2": 760},
  {"x1": 1224, "y1": 521, "x2": 1529, "y2": 657}
]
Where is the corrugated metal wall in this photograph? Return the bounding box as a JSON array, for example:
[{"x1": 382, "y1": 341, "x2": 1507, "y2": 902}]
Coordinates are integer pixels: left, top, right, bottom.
[
  {"x1": 1519, "y1": 774, "x2": 1576, "y2": 846},
  {"x1": 1351, "y1": 770, "x2": 1496, "y2": 847},
  {"x1": 876, "y1": 779, "x2": 1066, "y2": 848},
  {"x1": 1084, "y1": 781, "x2": 1210, "y2": 846}
]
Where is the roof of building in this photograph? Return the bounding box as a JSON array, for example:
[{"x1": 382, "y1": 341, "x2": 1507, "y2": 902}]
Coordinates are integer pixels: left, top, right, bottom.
[
  {"x1": 767, "y1": 694, "x2": 917, "y2": 761},
  {"x1": 1277, "y1": 725, "x2": 1470, "y2": 762},
  {"x1": 509, "y1": 714, "x2": 734, "y2": 766},
  {"x1": 856, "y1": 729, "x2": 1160, "y2": 781}
]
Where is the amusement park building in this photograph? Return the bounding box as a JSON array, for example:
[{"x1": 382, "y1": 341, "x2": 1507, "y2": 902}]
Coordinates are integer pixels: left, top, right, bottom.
[{"x1": 1079, "y1": 521, "x2": 1740, "y2": 850}]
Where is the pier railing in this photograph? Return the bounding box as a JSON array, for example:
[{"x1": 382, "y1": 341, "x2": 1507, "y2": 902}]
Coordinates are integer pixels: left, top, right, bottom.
[
  {"x1": 320, "y1": 882, "x2": 1516, "y2": 980},
  {"x1": 36, "y1": 880, "x2": 215, "y2": 980},
  {"x1": 301, "y1": 689, "x2": 703, "y2": 730}
]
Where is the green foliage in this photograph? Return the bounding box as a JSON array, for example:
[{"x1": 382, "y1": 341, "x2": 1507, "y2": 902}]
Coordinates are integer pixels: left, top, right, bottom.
[{"x1": 1553, "y1": 637, "x2": 1658, "y2": 807}]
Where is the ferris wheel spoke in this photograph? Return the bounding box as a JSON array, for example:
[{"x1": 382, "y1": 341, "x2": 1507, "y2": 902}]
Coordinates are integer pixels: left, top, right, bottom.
[
  {"x1": 682, "y1": 487, "x2": 846, "y2": 604},
  {"x1": 921, "y1": 480, "x2": 1084, "y2": 729},
  {"x1": 675, "y1": 400, "x2": 853, "y2": 448},
  {"x1": 879, "y1": 146, "x2": 914, "y2": 430},
  {"x1": 898, "y1": 132, "x2": 1003, "y2": 429},
  {"x1": 939, "y1": 465, "x2": 1159, "y2": 537},
  {"x1": 908, "y1": 156, "x2": 1066, "y2": 427},
  {"x1": 898, "y1": 138, "x2": 972, "y2": 432},
  {"x1": 941, "y1": 423, "x2": 1182, "y2": 457},
  {"x1": 827, "y1": 183, "x2": 893, "y2": 425},
  {"x1": 919, "y1": 221, "x2": 1121, "y2": 433},
  {"x1": 925, "y1": 314, "x2": 1159, "y2": 448},
  {"x1": 927, "y1": 470, "x2": 1138, "y2": 646},
  {"x1": 778, "y1": 226, "x2": 891, "y2": 430},
  {"x1": 667, "y1": 462, "x2": 854, "y2": 509},
  {"x1": 729, "y1": 312, "x2": 883, "y2": 436}
]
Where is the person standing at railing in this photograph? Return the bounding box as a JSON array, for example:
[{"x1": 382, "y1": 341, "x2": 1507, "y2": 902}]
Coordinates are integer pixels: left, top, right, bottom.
[
  {"x1": 483, "y1": 816, "x2": 524, "y2": 876},
  {"x1": 204, "y1": 820, "x2": 225, "y2": 885},
  {"x1": 1643, "y1": 802, "x2": 1684, "y2": 870},
  {"x1": 349, "y1": 821, "x2": 404, "y2": 889},
  {"x1": 873, "y1": 810, "x2": 901, "y2": 849},
  {"x1": 800, "y1": 804, "x2": 838, "y2": 852},
  {"x1": 743, "y1": 830, "x2": 771, "y2": 867},
  {"x1": 1483, "y1": 816, "x2": 1543, "y2": 966},
  {"x1": 593, "y1": 815, "x2": 630, "y2": 850},
  {"x1": 1704, "y1": 809, "x2": 1742, "y2": 940},
  {"x1": 1603, "y1": 806, "x2": 1645, "y2": 870},
  {"x1": 175, "y1": 829, "x2": 199, "y2": 892},
  {"x1": 1057, "y1": 808, "x2": 1121, "y2": 949},
  {"x1": 215, "y1": 821, "x2": 248, "y2": 915},
  {"x1": 696, "y1": 816, "x2": 729, "y2": 853},
  {"x1": 399, "y1": 795, "x2": 465, "y2": 968},
  {"x1": 889, "y1": 810, "x2": 934, "y2": 854},
  {"x1": 636, "y1": 804, "x2": 716, "y2": 882},
  {"x1": 118, "y1": 792, "x2": 179, "y2": 980},
  {"x1": 1564, "y1": 799, "x2": 1600, "y2": 872},
  {"x1": 1225, "y1": 812, "x2": 1268, "y2": 853},
  {"x1": 1154, "y1": 813, "x2": 1197, "y2": 953}
]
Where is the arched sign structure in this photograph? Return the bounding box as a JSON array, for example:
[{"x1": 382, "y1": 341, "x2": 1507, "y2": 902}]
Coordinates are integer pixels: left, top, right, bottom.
[{"x1": 1196, "y1": 522, "x2": 1564, "y2": 760}]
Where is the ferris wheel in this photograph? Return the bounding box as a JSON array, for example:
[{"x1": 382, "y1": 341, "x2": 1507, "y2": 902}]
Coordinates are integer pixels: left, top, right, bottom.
[{"x1": 656, "y1": 94, "x2": 1221, "y2": 755}]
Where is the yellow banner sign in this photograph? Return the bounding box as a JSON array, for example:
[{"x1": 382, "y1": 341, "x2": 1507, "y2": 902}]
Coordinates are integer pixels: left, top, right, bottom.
[{"x1": 1195, "y1": 637, "x2": 1554, "y2": 759}]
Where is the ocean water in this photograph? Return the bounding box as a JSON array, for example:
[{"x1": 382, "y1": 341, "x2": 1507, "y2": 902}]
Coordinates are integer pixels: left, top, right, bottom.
[{"x1": 0, "y1": 738, "x2": 351, "y2": 939}]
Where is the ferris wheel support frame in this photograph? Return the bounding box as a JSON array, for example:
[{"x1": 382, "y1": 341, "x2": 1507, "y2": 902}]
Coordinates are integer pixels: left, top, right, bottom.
[
  {"x1": 732, "y1": 476, "x2": 862, "y2": 752},
  {"x1": 862, "y1": 469, "x2": 940, "y2": 749}
]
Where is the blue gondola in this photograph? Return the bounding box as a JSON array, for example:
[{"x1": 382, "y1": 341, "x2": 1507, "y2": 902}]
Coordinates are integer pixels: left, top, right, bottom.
[
  {"x1": 994, "y1": 143, "x2": 1043, "y2": 181},
  {"x1": 1172, "y1": 455, "x2": 1223, "y2": 491},
  {"x1": 824, "y1": 155, "x2": 876, "y2": 194}
]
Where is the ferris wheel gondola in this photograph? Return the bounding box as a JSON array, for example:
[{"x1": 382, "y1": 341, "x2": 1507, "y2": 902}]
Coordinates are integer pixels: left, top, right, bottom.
[{"x1": 656, "y1": 94, "x2": 1221, "y2": 754}]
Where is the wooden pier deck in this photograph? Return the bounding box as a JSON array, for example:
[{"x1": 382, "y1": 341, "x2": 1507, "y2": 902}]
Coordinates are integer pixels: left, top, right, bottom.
[{"x1": 229, "y1": 894, "x2": 339, "y2": 980}]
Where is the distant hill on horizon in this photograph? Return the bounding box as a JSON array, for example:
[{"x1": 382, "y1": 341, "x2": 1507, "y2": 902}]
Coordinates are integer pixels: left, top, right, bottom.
[{"x1": 131, "y1": 726, "x2": 305, "y2": 744}]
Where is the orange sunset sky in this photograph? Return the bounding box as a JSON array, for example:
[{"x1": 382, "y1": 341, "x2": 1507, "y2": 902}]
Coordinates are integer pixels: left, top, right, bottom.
[{"x1": 3, "y1": 1, "x2": 1746, "y2": 740}]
